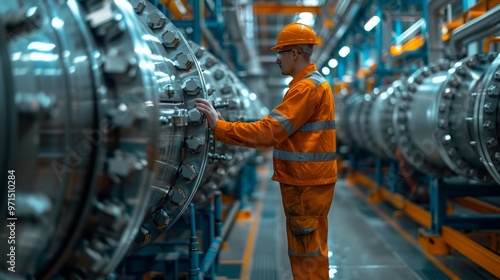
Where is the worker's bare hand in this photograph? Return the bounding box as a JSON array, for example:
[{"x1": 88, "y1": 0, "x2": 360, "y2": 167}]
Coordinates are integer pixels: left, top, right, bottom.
[{"x1": 195, "y1": 98, "x2": 219, "y2": 130}]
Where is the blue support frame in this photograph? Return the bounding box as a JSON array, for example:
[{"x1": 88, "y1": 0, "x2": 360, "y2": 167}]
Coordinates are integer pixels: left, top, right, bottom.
[{"x1": 429, "y1": 178, "x2": 500, "y2": 234}]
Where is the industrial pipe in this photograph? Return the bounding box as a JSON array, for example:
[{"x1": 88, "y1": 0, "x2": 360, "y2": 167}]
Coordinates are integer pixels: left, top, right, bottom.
[
  {"x1": 427, "y1": 0, "x2": 455, "y2": 61},
  {"x1": 450, "y1": 5, "x2": 500, "y2": 57}
]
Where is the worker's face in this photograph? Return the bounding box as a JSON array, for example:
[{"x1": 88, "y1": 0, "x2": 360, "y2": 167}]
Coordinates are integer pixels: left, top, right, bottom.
[{"x1": 275, "y1": 48, "x2": 297, "y2": 76}]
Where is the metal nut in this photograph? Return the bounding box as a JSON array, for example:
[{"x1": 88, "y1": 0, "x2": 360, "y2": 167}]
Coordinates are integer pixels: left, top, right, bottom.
[
  {"x1": 171, "y1": 188, "x2": 187, "y2": 206},
  {"x1": 161, "y1": 30, "x2": 179, "y2": 48},
  {"x1": 148, "y1": 11, "x2": 166, "y2": 29},
  {"x1": 185, "y1": 136, "x2": 205, "y2": 153},
  {"x1": 134, "y1": 227, "x2": 151, "y2": 244},
  {"x1": 180, "y1": 164, "x2": 197, "y2": 181},
  {"x1": 153, "y1": 209, "x2": 170, "y2": 228},
  {"x1": 132, "y1": 0, "x2": 146, "y2": 13},
  {"x1": 175, "y1": 52, "x2": 193, "y2": 69},
  {"x1": 182, "y1": 79, "x2": 201, "y2": 95}
]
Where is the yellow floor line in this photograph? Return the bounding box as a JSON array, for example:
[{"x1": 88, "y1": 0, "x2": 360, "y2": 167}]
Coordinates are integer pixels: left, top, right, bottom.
[{"x1": 346, "y1": 183, "x2": 461, "y2": 280}]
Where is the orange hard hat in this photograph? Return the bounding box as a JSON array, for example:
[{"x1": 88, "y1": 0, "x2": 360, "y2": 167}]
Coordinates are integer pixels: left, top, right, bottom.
[{"x1": 270, "y1": 22, "x2": 318, "y2": 50}]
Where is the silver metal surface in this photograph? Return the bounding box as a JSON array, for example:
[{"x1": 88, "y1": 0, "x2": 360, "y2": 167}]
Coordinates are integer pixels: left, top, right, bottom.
[
  {"x1": 395, "y1": 60, "x2": 455, "y2": 176},
  {"x1": 126, "y1": 0, "x2": 210, "y2": 254},
  {"x1": 188, "y1": 41, "x2": 267, "y2": 205},
  {"x1": 475, "y1": 53, "x2": 500, "y2": 185},
  {"x1": 0, "y1": 0, "x2": 211, "y2": 278},
  {"x1": 434, "y1": 53, "x2": 498, "y2": 182}
]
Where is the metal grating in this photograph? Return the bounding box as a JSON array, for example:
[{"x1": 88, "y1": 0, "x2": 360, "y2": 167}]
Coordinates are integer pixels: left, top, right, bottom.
[{"x1": 249, "y1": 185, "x2": 281, "y2": 280}]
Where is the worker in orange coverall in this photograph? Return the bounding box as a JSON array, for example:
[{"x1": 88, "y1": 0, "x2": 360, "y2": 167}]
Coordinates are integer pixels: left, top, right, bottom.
[{"x1": 195, "y1": 22, "x2": 336, "y2": 280}]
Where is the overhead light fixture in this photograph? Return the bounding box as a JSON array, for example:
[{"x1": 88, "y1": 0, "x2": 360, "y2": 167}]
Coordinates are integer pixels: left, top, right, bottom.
[
  {"x1": 296, "y1": 12, "x2": 315, "y2": 26},
  {"x1": 363, "y1": 15, "x2": 380, "y2": 32},
  {"x1": 328, "y1": 58, "x2": 338, "y2": 68},
  {"x1": 338, "y1": 46, "x2": 350, "y2": 57},
  {"x1": 321, "y1": 67, "x2": 331, "y2": 75}
]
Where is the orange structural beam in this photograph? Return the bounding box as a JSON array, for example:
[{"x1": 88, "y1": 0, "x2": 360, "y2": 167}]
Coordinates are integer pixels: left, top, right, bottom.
[
  {"x1": 442, "y1": 226, "x2": 500, "y2": 278},
  {"x1": 347, "y1": 172, "x2": 432, "y2": 228},
  {"x1": 253, "y1": 3, "x2": 321, "y2": 15},
  {"x1": 159, "y1": 0, "x2": 191, "y2": 20},
  {"x1": 451, "y1": 197, "x2": 500, "y2": 214},
  {"x1": 390, "y1": 35, "x2": 424, "y2": 57}
]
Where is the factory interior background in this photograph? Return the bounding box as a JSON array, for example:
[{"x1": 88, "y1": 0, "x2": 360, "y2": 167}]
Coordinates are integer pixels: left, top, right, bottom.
[{"x1": 1, "y1": 0, "x2": 500, "y2": 279}]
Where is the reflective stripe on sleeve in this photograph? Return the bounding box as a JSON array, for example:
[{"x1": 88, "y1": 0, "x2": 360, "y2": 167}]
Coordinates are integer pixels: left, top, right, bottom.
[
  {"x1": 299, "y1": 120, "x2": 335, "y2": 132},
  {"x1": 273, "y1": 150, "x2": 337, "y2": 162},
  {"x1": 288, "y1": 249, "x2": 321, "y2": 257},
  {"x1": 269, "y1": 110, "x2": 296, "y2": 135}
]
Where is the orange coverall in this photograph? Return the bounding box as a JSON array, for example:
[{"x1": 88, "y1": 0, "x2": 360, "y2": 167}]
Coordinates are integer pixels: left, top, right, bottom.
[{"x1": 214, "y1": 63, "x2": 336, "y2": 279}]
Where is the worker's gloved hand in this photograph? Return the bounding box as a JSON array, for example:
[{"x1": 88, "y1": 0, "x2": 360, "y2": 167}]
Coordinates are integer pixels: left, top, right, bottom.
[{"x1": 195, "y1": 98, "x2": 219, "y2": 130}]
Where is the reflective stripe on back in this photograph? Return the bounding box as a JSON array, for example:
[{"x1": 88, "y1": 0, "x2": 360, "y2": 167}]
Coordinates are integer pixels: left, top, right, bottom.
[
  {"x1": 274, "y1": 150, "x2": 337, "y2": 162},
  {"x1": 299, "y1": 120, "x2": 335, "y2": 132},
  {"x1": 303, "y1": 71, "x2": 326, "y2": 87},
  {"x1": 269, "y1": 110, "x2": 296, "y2": 135}
]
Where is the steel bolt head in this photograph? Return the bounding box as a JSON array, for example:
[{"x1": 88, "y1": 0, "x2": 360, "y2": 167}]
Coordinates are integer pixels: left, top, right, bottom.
[
  {"x1": 483, "y1": 120, "x2": 495, "y2": 130},
  {"x1": 493, "y1": 152, "x2": 500, "y2": 163},
  {"x1": 484, "y1": 103, "x2": 494, "y2": 114},
  {"x1": 148, "y1": 11, "x2": 166, "y2": 29},
  {"x1": 153, "y1": 209, "x2": 170, "y2": 227},
  {"x1": 175, "y1": 52, "x2": 193, "y2": 69},
  {"x1": 221, "y1": 85, "x2": 233, "y2": 95},
  {"x1": 132, "y1": 0, "x2": 146, "y2": 13},
  {"x1": 487, "y1": 85, "x2": 499, "y2": 97},
  {"x1": 171, "y1": 189, "x2": 187, "y2": 206},
  {"x1": 182, "y1": 79, "x2": 201, "y2": 95},
  {"x1": 214, "y1": 69, "x2": 225, "y2": 80},
  {"x1": 187, "y1": 108, "x2": 204, "y2": 125},
  {"x1": 185, "y1": 136, "x2": 205, "y2": 153},
  {"x1": 134, "y1": 227, "x2": 150, "y2": 244},
  {"x1": 476, "y1": 53, "x2": 487, "y2": 63},
  {"x1": 180, "y1": 164, "x2": 197, "y2": 181},
  {"x1": 194, "y1": 47, "x2": 205, "y2": 58},
  {"x1": 486, "y1": 137, "x2": 498, "y2": 148},
  {"x1": 442, "y1": 88, "x2": 453, "y2": 99},
  {"x1": 456, "y1": 66, "x2": 467, "y2": 76},
  {"x1": 421, "y1": 68, "x2": 430, "y2": 77},
  {"x1": 161, "y1": 30, "x2": 179, "y2": 48},
  {"x1": 494, "y1": 71, "x2": 500, "y2": 81},
  {"x1": 438, "y1": 119, "x2": 447, "y2": 128},
  {"x1": 407, "y1": 84, "x2": 417, "y2": 93},
  {"x1": 466, "y1": 57, "x2": 477, "y2": 68},
  {"x1": 205, "y1": 57, "x2": 216, "y2": 68}
]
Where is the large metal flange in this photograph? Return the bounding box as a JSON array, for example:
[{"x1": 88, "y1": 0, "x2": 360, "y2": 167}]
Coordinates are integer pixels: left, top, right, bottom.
[
  {"x1": 360, "y1": 91, "x2": 380, "y2": 156},
  {"x1": 187, "y1": 40, "x2": 267, "y2": 203},
  {"x1": 50, "y1": 0, "x2": 162, "y2": 278},
  {"x1": 367, "y1": 85, "x2": 397, "y2": 159},
  {"x1": 396, "y1": 59, "x2": 455, "y2": 176},
  {"x1": 434, "y1": 53, "x2": 498, "y2": 182},
  {"x1": 475, "y1": 53, "x2": 500, "y2": 185},
  {"x1": 127, "y1": 0, "x2": 210, "y2": 254}
]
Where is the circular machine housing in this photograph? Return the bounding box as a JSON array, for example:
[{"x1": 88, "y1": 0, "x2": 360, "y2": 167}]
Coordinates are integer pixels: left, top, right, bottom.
[
  {"x1": 395, "y1": 60, "x2": 456, "y2": 176},
  {"x1": 474, "y1": 53, "x2": 500, "y2": 184},
  {"x1": 433, "y1": 52, "x2": 499, "y2": 183},
  {"x1": 367, "y1": 82, "x2": 403, "y2": 160},
  {"x1": 0, "y1": 0, "x2": 210, "y2": 278}
]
